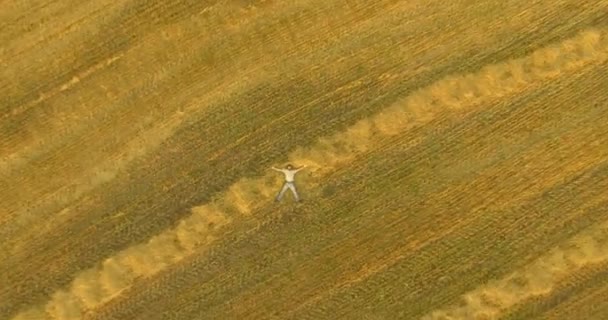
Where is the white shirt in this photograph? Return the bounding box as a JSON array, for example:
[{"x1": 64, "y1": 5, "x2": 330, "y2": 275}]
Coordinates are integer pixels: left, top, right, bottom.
[{"x1": 279, "y1": 169, "x2": 299, "y2": 182}]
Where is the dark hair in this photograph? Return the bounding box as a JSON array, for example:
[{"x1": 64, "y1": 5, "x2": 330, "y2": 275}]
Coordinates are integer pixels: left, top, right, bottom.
[{"x1": 286, "y1": 164, "x2": 293, "y2": 169}]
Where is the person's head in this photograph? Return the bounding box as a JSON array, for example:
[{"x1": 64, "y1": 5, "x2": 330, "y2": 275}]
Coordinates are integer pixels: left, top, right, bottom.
[{"x1": 286, "y1": 164, "x2": 293, "y2": 170}]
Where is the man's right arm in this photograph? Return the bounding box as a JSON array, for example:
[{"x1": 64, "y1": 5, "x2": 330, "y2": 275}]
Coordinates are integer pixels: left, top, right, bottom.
[{"x1": 271, "y1": 167, "x2": 282, "y2": 172}]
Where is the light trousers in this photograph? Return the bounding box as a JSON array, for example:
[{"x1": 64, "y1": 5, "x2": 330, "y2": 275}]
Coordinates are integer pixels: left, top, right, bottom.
[{"x1": 276, "y1": 181, "x2": 300, "y2": 202}]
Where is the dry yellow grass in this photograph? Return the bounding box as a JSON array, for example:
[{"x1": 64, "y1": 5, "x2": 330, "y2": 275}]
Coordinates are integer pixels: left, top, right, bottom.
[
  {"x1": 422, "y1": 221, "x2": 608, "y2": 320},
  {"x1": 2, "y1": 1, "x2": 608, "y2": 320}
]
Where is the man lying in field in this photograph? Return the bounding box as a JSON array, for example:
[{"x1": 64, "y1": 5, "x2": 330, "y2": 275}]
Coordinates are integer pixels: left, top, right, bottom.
[{"x1": 272, "y1": 164, "x2": 306, "y2": 202}]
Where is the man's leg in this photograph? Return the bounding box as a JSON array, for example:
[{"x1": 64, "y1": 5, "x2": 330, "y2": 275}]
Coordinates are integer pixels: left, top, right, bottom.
[
  {"x1": 287, "y1": 182, "x2": 300, "y2": 202},
  {"x1": 276, "y1": 183, "x2": 289, "y2": 202}
]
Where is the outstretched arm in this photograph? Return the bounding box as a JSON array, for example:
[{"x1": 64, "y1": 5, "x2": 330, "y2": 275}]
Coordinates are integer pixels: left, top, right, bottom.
[
  {"x1": 296, "y1": 165, "x2": 307, "y2": 172},
  {"x1": 271, "y1": 167, "x2": 282, "y2": 172}
]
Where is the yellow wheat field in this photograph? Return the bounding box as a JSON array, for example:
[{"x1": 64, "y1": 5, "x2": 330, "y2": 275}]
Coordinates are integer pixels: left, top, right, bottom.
[{"x1": 2, "y1": 1, "x2": 608, "y2": 319}]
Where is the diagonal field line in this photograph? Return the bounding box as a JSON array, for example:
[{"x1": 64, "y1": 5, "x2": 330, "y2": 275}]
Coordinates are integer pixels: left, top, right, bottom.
[
  {"x1": 284, "y1": 166, "x2": 608, "y2": 320},
  {"x1": 10, "y1": 27, "x2": 608, "y2": 320},
  {"x1": 0, "y1": 61, "x2": 272, "y2": 252},
  {"x1": 421, "y1": 219, "x2": 608, "y2": 320}
]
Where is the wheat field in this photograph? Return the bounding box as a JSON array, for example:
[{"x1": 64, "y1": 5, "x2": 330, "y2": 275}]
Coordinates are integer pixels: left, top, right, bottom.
[{"x1": 2, "y1": 1, "x2": 608, "y2": 319}]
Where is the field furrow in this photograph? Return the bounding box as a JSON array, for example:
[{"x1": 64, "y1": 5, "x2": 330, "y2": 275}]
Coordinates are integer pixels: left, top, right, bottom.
[
  {"x1": 3, "y1": 1, "x2": 608, "y2": 320},
  {"x1": 73, "y1": 34, "x2": 608, "y2": 320}
]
